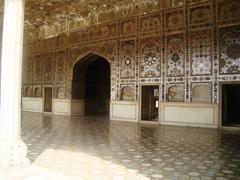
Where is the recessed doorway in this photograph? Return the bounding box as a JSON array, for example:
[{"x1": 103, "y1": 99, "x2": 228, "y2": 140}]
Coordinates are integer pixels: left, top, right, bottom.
[
  {"x1": 141, "y1": 85, "x2": 159, "y2": 121},
  {"x1": 222, "y1": 84, "x2": 240, "y2": 126},
  {"x1": 85, "y1": 59, "x2": 110, "y2": 116},
  {"x1": 44, "y1": 87, "x2": 53, "y2": 113},
  {"x1": 72, "y1": 54, "x2": 110, "y2": 117}
]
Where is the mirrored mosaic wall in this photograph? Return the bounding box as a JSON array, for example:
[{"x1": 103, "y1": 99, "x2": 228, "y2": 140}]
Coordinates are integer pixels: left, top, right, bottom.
[{"x1": 23, "y1": 0, "x2": 240, "y2": 104}]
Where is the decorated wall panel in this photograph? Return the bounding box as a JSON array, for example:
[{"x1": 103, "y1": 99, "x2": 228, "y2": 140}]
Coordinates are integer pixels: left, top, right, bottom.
[
  {"x1": 218, "y1": 0, "x2": 240, "y2": 26},
  {"x1": 23, "y1": 56, "x2": 33, "y2": 83},
  {"x1": 33, "y1": 85, "x2": 42, "y2": 97},
  {"x1": 23, "y1": 85, "x2": 32, "y2": 97},
  {"x1": 120, "y1": 18, "x2": 137, "y2": 38},
  {"x1": 165, "y1": 0, "x2": 185, "y2": 8},
  {"x1": 219, "y1": 25, "x2": 240, "y2": 75},
  {"x1": 43, "y1": 52, "x2": 55, "y2": 82},
  {"x1": 191, "y1": 82, "x2": 212, "y2": 103},
  {"x1": 55, "y1": 50, "x2": 66, "y2": 81},
  {"x1": 139, "y1": 13, "x2": 161, "y2": 35},
  {"x1": 44, "y1": 38, "x2": 57, "y2": 51},
  {"x1": 120, "y1": 39, "x2": 136, "y2": 79},
  {"x1": 190, "y1": 29, "x2": 213, "y2": 76},
  {"x1": 189, "y1": 3, "x2": 213, "y2": 28},
  {"x1": 120, "y1": 86, "x2": 135, "y2": 101},
  {"x1": 165, "y1": 8, "x2": 185, "y2": 32},
  {"x1": 166, "y1": 33, "x2": 185, "y2": 77},
  {"x1": 139, "y1": 36, "x2": 161, "y2": 78},
  {"x1": 166, "y1": 83, "x2": 185, "y2": 102},
  {"x1": 33, "y1": 55, "x2": 43, "y2": 82},
  {"x1": 55, "y1": 84, "x2": 66, "y2": 99}
]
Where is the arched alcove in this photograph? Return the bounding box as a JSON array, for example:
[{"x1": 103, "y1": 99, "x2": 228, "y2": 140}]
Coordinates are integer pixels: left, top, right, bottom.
[{"x1": 72, "y1": 53, "x2": 110, "y2": 116}]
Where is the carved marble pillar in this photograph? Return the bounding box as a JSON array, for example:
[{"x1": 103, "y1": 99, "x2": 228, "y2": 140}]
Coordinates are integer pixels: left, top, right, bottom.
[{"x1": 0, "y1": 0, "x2": 29, "y2": 170}]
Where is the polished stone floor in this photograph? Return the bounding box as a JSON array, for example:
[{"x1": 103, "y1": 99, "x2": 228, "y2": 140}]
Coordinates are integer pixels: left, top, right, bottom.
[{"x1": 7, "y1": 112, "x2": 240, "y2": 179}]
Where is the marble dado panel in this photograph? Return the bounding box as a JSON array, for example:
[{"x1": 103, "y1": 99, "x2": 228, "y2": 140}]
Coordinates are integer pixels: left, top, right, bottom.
[{"x1": 160, "y1": 102, "x2": 219, "y2": 128}]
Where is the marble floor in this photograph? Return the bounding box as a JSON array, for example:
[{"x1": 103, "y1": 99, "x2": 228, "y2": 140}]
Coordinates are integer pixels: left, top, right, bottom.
[{"x1": 4, "y1": 112, "x2": 240, "y2": 179}]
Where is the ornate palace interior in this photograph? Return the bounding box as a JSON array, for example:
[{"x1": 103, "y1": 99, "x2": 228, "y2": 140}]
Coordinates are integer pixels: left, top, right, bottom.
[
  {"x1": 0, "y1": 0, "x2": 240, "y2": 179},
  {"x1": 19, "y1": 0, "x2": 240, "y2": 127}
]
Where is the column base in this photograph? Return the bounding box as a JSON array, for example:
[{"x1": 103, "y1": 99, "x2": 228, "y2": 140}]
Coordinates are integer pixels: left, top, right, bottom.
[{"x1": 0, "y1": 140, "x2": 29, "y2": 171}]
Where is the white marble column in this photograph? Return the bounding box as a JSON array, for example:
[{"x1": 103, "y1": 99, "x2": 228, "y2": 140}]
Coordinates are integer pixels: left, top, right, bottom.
[{"x1": 0, "y1": 0, "x2": 29, "y2": 170}]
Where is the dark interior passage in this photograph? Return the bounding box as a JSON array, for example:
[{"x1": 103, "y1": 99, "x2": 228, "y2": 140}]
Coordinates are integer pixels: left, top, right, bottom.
[
  {"x1": 85, "y1": 58, "x2": 110, "y2": 116},
  {"x1": 72, "y1": 54, "x2": 110, "y2": 117},
  {"x1": 141, "y1": 86, "x2": 159, "y2": 121},
  {"x1": 222, "y1": 84, "x2": 240, "y2": 126}
]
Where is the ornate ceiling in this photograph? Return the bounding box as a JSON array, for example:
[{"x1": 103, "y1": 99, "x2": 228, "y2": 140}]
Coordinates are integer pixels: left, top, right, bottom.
[
  {"x1": 0, "y1": 0, "x2": 178, "y2": 40},
  {"x1": 24, "y1": 0, "x2": 161, "y2": 27}
]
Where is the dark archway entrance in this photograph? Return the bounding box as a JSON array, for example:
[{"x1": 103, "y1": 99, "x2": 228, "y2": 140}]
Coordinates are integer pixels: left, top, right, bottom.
[
  {"x1": 222, "y1": 84, "x2": 240, "y2": 126},
  {"x1": 72, "y1": 54, "x2": 110, "y2": 117}
]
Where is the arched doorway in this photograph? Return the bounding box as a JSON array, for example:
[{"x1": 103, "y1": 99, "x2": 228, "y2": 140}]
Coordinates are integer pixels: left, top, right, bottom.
[{"x1": 72, "y1": 54, "x2": 110, "y2": 116}]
